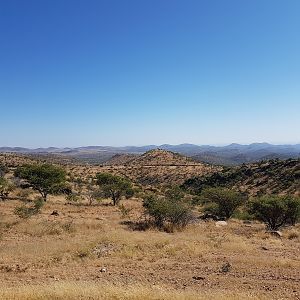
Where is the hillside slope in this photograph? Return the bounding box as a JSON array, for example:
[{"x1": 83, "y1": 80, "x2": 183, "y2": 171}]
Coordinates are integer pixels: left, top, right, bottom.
[
  {"x1": 0, "y1": 151, "x2": 219, "y2": 187},
  {"x1": 104, "y1": 154, "x2": 139, "y2": 166},
  {"x1": 183, "y1": 158, "x2": 300, "y2": 196},
  {"x1": 105, "y1": 150, "x2": 219, "y2": 186}
]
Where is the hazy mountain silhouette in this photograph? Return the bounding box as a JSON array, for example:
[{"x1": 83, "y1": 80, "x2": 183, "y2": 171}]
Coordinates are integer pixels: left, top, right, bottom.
[{"x1": 1, "y1": 143, "x2": 299, "y2": 165}]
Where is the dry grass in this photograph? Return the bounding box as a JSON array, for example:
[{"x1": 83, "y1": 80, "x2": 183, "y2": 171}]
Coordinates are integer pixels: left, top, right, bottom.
[
  {"x1": 285, "y1": 228, "x2": 300, "y2": 241},
  {"x1": 0, "y1": 281, "x2": 263, "y2": 300},
  {"x1": 0, "y1": 197, "x2": 299, "y2": 299}
]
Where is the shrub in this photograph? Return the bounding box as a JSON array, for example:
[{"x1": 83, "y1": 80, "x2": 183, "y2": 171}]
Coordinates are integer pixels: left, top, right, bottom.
[
  {"x1": 232, "y1": 209, "x2": 255, "y2": 221},
  {"x1": 15, "y1": 188, "x2": 33, "y2": 201},
  {"x1": 200, "y1": 187, "x2": 246, "y2": 220},
  {"x1": 0, "y1": 163, "x2": 8, "y2": 177},
  {"x1": 85, "y1": 188, "x2": 103, "y2": 205},
  {"x1": 14, "y1": 164, "x2": 66, "y2": 201},
  {"x1": 118, "y1": 204, "x2": 133, "y2": 219},
  {"x1": 287, "y1": 230, "x2": 299, "y2": 240},
  {"x1": 14, "y1": 197, "x2": 44, "y2": 219},
  {"x1": 66, "y1": 193, "x2": 83, "y2": 204},
  {"x1": 249, "y1": 195, "x2": 300, "y2": 230},
  {"x1": 95, "y1": 173, "x2": 134, "y2": 206},
  {"x1": 143, "y1": 188, "x2": 193, "y2": 231},
  {"x1": 0, "y1": 177, "x2": 14, "y2": 201}
]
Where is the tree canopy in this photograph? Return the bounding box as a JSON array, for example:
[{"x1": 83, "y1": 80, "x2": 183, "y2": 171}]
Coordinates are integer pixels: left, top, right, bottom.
[
  {"x1": 95, "y1": 173, "x2": 134, "y2": 205},
  {"x1": 14, "y1": 164, "x2": 66, "y2": 201}
]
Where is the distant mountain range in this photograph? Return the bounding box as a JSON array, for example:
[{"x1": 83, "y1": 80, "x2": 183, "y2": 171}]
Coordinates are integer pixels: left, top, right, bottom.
[{"x1": 1, "y1": 143, "x2": 300, "y2": 166}]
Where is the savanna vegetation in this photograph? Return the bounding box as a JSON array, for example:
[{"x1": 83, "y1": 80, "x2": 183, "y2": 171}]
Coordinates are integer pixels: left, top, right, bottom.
[{"x1": 0, "y1": 152, "x2": 299, "y2": 299}]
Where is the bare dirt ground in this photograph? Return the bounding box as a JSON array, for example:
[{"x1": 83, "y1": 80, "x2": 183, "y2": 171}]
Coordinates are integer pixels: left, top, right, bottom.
[{"x1": 0, "y1": 197, "x2": 299, "y2": 299}]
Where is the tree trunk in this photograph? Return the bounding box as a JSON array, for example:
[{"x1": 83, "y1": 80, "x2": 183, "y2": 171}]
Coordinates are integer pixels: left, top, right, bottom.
[{"x1": 39, "y1": 191, "x2": 47, "y2": 201}]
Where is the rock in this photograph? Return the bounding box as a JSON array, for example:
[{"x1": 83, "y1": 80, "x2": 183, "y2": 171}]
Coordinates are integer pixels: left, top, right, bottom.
[
  {"x1": 192, "y1": 276, "x2": 205, "y2": 280},
  {"x1": 261, "y1": 246, "x2": 269, "y2": 251},
  {"x1": 215, "y1": 221, "x2": 228, "y2": 227},
  {"x1": 199, "y1": 213, "x2": 219, "y2": 221},
  {"x1": 221, "y1": 262, "x2": 231, "y2": 273},
  {"x1": 100, "y1": 267, "x2": 107, "y2": 273},
  {"x1": 268, "y1": 231, "x2": 282, "y2": 238},
  {"x1": 243, "y1": 220, "x2": 252, "y2": 224},
  {"x1": 51, "y1": 210, "x2": 59, "y2": 216}
]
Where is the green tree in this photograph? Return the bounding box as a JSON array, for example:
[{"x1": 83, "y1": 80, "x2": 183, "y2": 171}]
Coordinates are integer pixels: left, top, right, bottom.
[
  {"x1": 14, "y1": 164, "x2": 66, "y2": 201},
  {"x1": 249, "y1": 195, "x2": 300, "y2": 230},
  {"x1": 95, "y1": 173, "x2": 134, "y2": 205},
  {"x1": 200, "y1": 187, "x2": 246, "y2": 220}
]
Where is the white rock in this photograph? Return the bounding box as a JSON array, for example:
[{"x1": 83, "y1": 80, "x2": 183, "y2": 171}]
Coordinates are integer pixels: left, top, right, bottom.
[
  {"x1": 215, "y1": 221, "x2": 228, "y2": 227},
  {"x1": 268, "y1": 231, "x2": 282, "y2": 238}
]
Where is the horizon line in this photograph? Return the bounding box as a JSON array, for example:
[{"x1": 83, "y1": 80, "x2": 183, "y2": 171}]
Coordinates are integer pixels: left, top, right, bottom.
[{"x1": 1, "y1": 142, "x2": 300, "y2": 150}]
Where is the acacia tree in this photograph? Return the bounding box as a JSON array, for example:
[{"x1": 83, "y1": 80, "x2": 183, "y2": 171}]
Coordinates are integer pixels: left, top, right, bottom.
[
  {"x1": 14, "y1": 164, "x2": 66, "y2": 201},
  {"x1": 95, "y1": 173, "x2": 134, "y2": 205}
]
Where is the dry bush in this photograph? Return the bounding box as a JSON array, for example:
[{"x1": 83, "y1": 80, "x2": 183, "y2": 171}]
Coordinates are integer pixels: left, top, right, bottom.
[
  {"x1": 14, "y1": 198, "x2": 44, "y2": 219},
  {"x1": 286, "y1": 229, "x2": 299, "y2": 241},
  {"x1": 15, "y1": 188, "x2": 34, "y2": 201}
]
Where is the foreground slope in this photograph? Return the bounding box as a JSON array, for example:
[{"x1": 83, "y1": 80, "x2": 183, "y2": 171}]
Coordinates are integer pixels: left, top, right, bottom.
[{"x1": 0, "y1": 199, "x2": 299, "y2": 299}]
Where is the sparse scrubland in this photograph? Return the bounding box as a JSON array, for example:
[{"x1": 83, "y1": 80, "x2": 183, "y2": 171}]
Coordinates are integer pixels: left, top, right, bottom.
[{"x1": 0, "y1": 152, "x2": 299, "y2": 299}]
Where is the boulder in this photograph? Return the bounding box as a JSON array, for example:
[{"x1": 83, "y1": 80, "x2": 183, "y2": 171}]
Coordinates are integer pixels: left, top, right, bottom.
[
  {"x1": 215, "y1": 221, "x2": 228, "y2": 227},
  {"x1": 199, "y1": 213, "x2": 220, "y2": 221},
  {"x1": 268, "y1": 231, "x2": 282, "y2": 238}
]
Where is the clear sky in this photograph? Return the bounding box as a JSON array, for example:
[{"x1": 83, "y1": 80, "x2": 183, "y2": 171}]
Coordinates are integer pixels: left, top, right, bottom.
[{"x1": 0, "y1": 0, "x2": 299, "y2": 147}]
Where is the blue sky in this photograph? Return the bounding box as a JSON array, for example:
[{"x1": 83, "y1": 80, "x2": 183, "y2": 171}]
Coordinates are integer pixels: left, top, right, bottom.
[{"x1": 0, "y1": 0, "x2": 299, "y2": 147}]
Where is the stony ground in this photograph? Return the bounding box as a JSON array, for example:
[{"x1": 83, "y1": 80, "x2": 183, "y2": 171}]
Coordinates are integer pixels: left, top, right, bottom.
[{"x1": 0, "y1": 197, "x2": 299, "y2": 299}]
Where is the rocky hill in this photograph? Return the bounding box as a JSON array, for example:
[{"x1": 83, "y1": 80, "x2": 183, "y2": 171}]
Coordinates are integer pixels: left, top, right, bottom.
[
  {"x1": 183, "y1": 158, "x2": 300, "y2": 196},
  {"x1": 124, "y1": 149, "x2": 199, "y2": 166},
  {"x1": 101, "y1": 150, "x2": 219, "y2": 186},
  {"x1": 104, "y1": 153, "x2": 139, "y2": 166}
]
